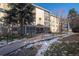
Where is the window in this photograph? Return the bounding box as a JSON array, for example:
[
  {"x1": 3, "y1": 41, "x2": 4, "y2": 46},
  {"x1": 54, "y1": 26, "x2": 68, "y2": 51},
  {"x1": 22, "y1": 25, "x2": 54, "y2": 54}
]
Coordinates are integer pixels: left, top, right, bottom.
[
  {"x1": 56, "y1": 21, "x2": 58, "y2": 24},
  {"x1": 53, "y1": 25, "x2": 55, "y2": 27},
  {"x1": 56, "y1": 25, "x2": 58, "y2": 27},
  {"x1": 52, "y1": 21, "x2": 54, "y2": 23},
  {"x1": 39, "y1": 18, "x2": 41, "y2": 20},
  {"x1": 53, "y1": 29, "x2": 55, "y2": 31}
]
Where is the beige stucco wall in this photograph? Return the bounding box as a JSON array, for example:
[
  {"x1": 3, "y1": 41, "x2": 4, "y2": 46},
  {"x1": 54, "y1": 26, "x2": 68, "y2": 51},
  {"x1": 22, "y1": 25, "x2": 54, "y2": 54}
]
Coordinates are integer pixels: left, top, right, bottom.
[
  {"x1": 35, "y1": 7, "x2": 61, "y2": 33},
  {"x1": 0, "y1": 3, "x2": 11, "y2": 10},
  {"x1": 0, "y1": 4, "x2": 61, "y2": 33},
  {"x1": 44, "y1": 11, "x2": 50, "y2": 27},
  {"x1": 50, "y1": 15, "x2": 60, "y2": 33},
  {"x1": 0, "y1": 3, "x2": 11, "y2": 24},
  {"x1": 35, "y1": 7, "x2": 44, "y2": 26}
]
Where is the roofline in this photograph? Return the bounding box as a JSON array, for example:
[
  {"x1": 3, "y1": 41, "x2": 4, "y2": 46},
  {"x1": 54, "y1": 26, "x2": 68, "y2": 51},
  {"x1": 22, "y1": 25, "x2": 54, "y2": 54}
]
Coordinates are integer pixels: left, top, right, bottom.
[
  {"x1": 32, "y1": 4, "x2": 50, "y2": 13},
  {"x1": 32, "y1": 4, "x2": 60, "y2": 19}
]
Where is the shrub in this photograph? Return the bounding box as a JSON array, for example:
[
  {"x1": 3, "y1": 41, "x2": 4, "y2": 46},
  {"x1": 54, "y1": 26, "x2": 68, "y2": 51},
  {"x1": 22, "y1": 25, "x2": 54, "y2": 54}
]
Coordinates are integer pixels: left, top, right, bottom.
[
  {"x1": 72, "y1": 26, "x2": 79, "y2": 32},
  {"x1": 44, "y1": 42, "x2": 79, "y2": 56}
]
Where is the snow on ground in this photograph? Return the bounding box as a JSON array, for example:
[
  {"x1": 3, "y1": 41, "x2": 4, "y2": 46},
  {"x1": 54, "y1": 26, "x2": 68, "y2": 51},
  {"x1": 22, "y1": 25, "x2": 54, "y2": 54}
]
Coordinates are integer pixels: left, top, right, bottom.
[
  {"x1": 0, "y1": 32, "x2": 75, "y2": 55},
  {"x1": 36, "y1": 38, "x2": 59, "y2": 56},
  {"x1": 25, "y1": 32, "x2": 75, "y2": 56}
]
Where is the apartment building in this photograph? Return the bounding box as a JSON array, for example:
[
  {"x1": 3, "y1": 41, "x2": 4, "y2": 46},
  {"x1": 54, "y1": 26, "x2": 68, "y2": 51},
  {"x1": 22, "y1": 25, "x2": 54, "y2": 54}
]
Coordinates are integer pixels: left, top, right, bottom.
[
  {"x1": 50, "y1": 14, "x2": 60, "y2": 33},
  {"x1": 44, "y1": 10, "x2": 50, "y2": 27},
  {"x1": 34, "y1": 6, "x2": 45, "y2": 26},
  {"x1": 33, "y1": 5, "x2": 50, "y2": 27},
  {"x1": 0, "y1": 3, "x2": 61, "y2": 35},
  {"x1": 0, "y1": 3, "x2": 12, "y2": 26},
  {"x1": 32, "y1": 4, "x2": 61, "y2": 33},
  {"x1": 32, "y1": 4, "x2": 50, "y2": 33},
  {"x1": 0, "y1": 4, "x2": 8, "y2": 24},
  {"x1": 0, "y1": 3, "x2": 11, "y2": 35},
  {"x1": 0, "y1": 3, "x2": 21, "y2": 35}
]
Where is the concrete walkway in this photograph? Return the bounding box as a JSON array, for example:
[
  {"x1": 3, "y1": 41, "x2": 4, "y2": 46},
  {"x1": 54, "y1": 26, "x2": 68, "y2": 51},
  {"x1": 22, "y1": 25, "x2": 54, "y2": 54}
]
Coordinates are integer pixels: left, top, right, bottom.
[
  {"x1": 0, "y1": 34, "x2": 55, "y2": 55},
  {"x1": 0, "y1": 33, "x2": 75, "y2": 56}
]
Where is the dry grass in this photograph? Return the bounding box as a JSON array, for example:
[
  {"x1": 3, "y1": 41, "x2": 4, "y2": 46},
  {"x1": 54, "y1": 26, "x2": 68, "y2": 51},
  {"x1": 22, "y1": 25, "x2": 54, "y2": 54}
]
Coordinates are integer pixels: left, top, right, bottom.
[
  {"x1": 44, "y1": 33, "x2": 79, "y2": 56},
  {"x1": 59, "y1": 33, "x2": 79, "y2": 42}
]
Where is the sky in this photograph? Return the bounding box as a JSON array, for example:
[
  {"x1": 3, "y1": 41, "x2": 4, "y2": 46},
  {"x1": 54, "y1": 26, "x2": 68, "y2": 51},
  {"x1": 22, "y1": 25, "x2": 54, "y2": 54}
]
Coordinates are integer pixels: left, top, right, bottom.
[{"x1": 35, "y1": 3, "x2": 79, "y2": 18}]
